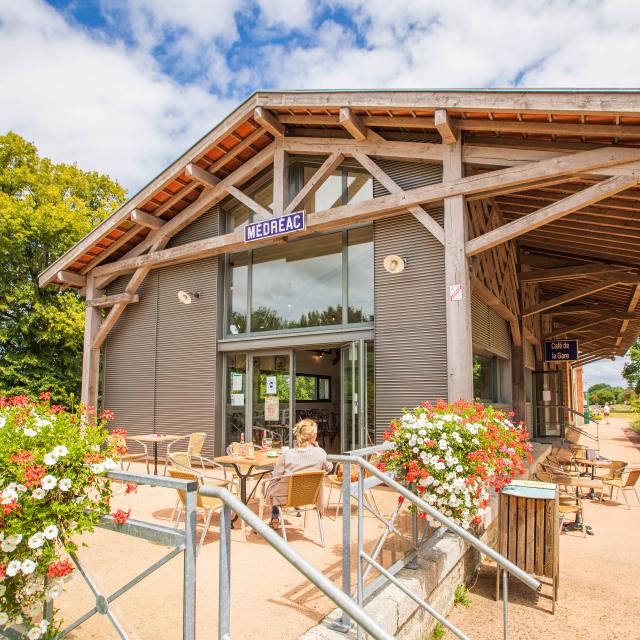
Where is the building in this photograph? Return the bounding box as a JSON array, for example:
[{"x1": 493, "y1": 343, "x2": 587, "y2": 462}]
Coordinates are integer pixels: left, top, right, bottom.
[{"x1": 40, "y1": 90, "x2": 640, "y2": 456}]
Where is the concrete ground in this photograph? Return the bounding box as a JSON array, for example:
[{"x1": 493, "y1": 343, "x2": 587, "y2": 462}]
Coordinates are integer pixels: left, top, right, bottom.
[
  {"x1": 447, "y1": 416, "x2": 640, "y2": 640},
  {"x1": 55, "y1": 464, "x2": 421, "y2": 640}
]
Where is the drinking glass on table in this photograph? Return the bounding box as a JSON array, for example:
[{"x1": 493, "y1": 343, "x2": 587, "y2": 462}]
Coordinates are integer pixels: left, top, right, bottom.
[{"x1": 265, "y1": 436, "x2": 273, "y2": 449}]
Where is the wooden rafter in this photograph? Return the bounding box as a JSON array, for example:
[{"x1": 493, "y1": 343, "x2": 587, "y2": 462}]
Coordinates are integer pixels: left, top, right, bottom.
[
  {"x1": 130, "y1": 209, "x2": 165, "y2": 231},
  {"x1": 544, "y1": 316, "x2": 612, "y2": 339},
  {"x1": 86, "y1": 292, "x2": 139, "y2": 308},
  {"x1": 339, "y1": 107, "x2": 384, "y2": 142},
  {"x1": 186, "y1": 163, "x2": 220, "y2": 188},
  {"x1": 434, "y1": 110, "x2": 457, "y2": 145},
  {"x1": 56, "y1": 270, "x2": 86, "y2": 288},
  {"x1": 80, "y1": 226, "x2": 141, "y2": 275},
  {"x1": 518, "y1": 262, "x2": 633, "y2": 283},
  {"x1": 615, "y1": 283, "x2": 640, "y2": 353},
  {"x1": 226, "y1": 186, "x2": 272, "y2": 219},
  {"x1": 351, "y1": 151, "x2": 445, "y2": 245},
  {"x1": 465, "y1": 174, "x2": 640, "y2": 257},
  {"x1": 253, "y1": 107, "x2": 285, "y2": 138}
]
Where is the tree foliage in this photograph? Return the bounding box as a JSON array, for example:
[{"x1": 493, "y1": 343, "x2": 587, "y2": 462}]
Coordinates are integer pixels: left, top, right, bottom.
[
  {"x1": 0, "y1": 132, "x2": 125, "y2": 402},
  {"x1": 622, "y1": 339, "x2": 640, "y2": 394}
]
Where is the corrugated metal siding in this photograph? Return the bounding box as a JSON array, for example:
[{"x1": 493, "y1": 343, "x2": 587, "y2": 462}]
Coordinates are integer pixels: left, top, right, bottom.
[
  {"x1": 154, "y1": 258, "x2": 217, "y2": 457},
  {"x1": 168, "y1": 205, "x2": 220, "y2": 247},
  {"x1": 471, "y1": 295, "x2": 512, "y2": 360},
  {"x1": 524, "y1": 340, "x2": 535, "y2": 370},
  {"x1": 104, "y1": 273, "x2": 158, "y2": 450},
  {"x1": 372, "y1": 160, "x2": 445, "y2": 442},
  {"x1": 525, "y1": 401, "x2": 534, "y2": 431}
]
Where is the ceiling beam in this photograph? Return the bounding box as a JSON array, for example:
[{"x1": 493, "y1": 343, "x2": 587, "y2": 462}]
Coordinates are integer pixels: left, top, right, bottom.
[
  {"x1": 544, "y1": 316, "x2": 613, "y2": 339},
  {"x1": 56, "y1": 270, "x2": 86, "y2": 288},
  {"x1": 519, "y1": 262, "x2": 634, "y2": 283},
  {"x1": 339, "y1": 107, "x2": 384, "y2": 142},
  {"x1": 434, "y1": 109, "x2": 457, "y2": 145},
  {"x1": 186, "y1": 163, "x2": 220, "y2": 188},
  {"x1": 465, "y1": 174, "x2": 640, "y2": 257},
  {"x1": 615, "y1": 283, "x2": 640, "y2": 353},
  {"x1": 130, "y1": 209, "x2": 165, "y2": 231},
  {"x1": 253, "y1": 107, "x2": 285, "y2": 138},
  {"x1": 86, "y1": 292, "x2": 139, "y2": 308}
]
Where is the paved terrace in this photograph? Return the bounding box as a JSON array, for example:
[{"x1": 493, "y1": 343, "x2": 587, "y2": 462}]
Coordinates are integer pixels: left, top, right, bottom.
[{"x1": 448, "y1": 415, "x2": 640, "y2": 640}]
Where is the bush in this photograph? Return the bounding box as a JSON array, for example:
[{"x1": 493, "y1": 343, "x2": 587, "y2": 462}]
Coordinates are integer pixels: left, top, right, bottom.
[
  {"x1": 379, "y1": 401, "x2": 532, "y2": 530},
  {"x1": 0, "y1": 393, "x2": 118, "y2": 639}
]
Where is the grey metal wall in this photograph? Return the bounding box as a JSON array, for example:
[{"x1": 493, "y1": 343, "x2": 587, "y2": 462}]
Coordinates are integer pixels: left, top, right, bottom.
[
  {"x1": 471, "y1": 295, "x2": 512, "y2": 360},
  {"x1": 372, "y1": 159, "x2": 446, "y2": 441},
  {"x1": 104, "y1": 205, "x2": 220, "y2": 457}
]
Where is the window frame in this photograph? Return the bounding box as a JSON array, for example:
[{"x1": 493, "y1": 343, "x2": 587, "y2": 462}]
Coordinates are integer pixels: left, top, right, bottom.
[{"x1": 295, "y1": 373, "x2": 332, "y2": 403}]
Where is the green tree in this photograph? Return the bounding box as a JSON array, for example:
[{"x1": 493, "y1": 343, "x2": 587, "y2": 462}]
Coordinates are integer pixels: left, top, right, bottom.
[
  {"x1": 0, "y1": 132, "x2": 125, "y2": 402},
  {"x1": 622, "y1": 339, "x2": 640, "y2": 393}
]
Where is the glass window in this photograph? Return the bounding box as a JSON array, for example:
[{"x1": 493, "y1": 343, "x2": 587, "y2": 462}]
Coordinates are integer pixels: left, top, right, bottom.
[
  {"x1": 227, "y1": 252, "x2": 248, "y2": 335},
  {"x1": 303, "y1": 167, "x2": 343, "y2": 213},
  {"x1": 225, "y1": 354, "x2": 246, "y2": 446},
  {"x1": 228, "y1": 179, "x2": 274, "y2": 231},
  {"x1": 347, "y1": 226, "x2": 374, "y2": 323},
  {"x1": 295, "y1": 374, "x2": 331, "y2": 401},
  {"x1": 251, "y1": 233, "x2": 343, "y2": 331},
  {"x1": 473, "y1": 354, "x2": 496, "y2": 403},
  {"x1": 346, "y1": 170, "x2": 373, "y2": 204}
]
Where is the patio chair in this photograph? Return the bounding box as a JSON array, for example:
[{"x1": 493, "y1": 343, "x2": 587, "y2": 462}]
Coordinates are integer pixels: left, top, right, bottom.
[
  {"x1": 259, "y1": 471, "x2": 326, "y2": 547},
  {"x1": 600, "y1": 468, "x2": 640, "y2": 509},
  {"x1": 168, "y1": 468, "x2": 227, "y2": 551},
  {"x1": 164, "y1": 432, "x2": 207, "y2": 475},
  {"x1": 108, "y1": 434, "x2": 150, "y2": 474},
  {"x1": 536, "y1": 470, "x2": 585, "y2": 536}
]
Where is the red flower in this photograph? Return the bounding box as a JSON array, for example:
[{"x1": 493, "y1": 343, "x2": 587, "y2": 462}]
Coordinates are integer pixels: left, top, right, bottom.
[
  {"x1": 9, "y1": 395, "x2": 30, "y2": 406},
  {"x1": 418, "y1": 468, "x2": 429, "y2": 479},
  {"x1": 0, "y1": 564, "x2": 6, "y2": 578},
  {"x1": 125, "y1": 483, "x2": 138, "y2": 494},
  {"x1": 420, "y1": 401, "x2": 433, "y2": 409},
  {"x1": 383, "y1": 431, "x2": 391, "y2": 441},
  {"x1": 0, "y1": 397, "x2": 7, "y2": 408},
  {"x1": 84, "y1": 453, "x2": 104, "y2": 464},
  {"x1": 112, "y1": 509, "x2": 131, "y2": 525},
  {"x1": 50, "y1": 404, "x2": 65, "y2": 414},
  {"x1": 112, "y1": 428, "x2": 127, "y2": 437},
  {"x1": 39, "y1": 391, "x2": 52, "y2": 401},
  {"x1": 23, "y1": 464, "x2": 46, "y2": 488},
  {"x1": 47, "y1": 559, "x2": 74, "y2": 578},
  {"x1": 10, "y1": 450, "x2": 34, "y2": 465},
  {"x1": 406, "y1": 471, "x2": 417, "y2": 483},
  {"x1": 472, "y1": 515, "x2": 483, "y2": 525},
  {"x1": 100, "y1": 409, "x2": 115, "y2": 421},
  {"x1": 2, "y1": 500, "x2": 20, "y2": 515}
]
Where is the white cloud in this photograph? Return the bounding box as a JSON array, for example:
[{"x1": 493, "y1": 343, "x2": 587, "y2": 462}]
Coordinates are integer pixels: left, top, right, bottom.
[
  {"x1": 0, "y1": 0, "x2": 234, "y2": 191},
  {"x1": 583, "y1": 356, "x2": 629, "y2": 389}
]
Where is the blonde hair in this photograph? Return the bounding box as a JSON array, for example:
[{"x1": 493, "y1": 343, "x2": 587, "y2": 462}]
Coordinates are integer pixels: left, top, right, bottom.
[{"x1": 294, "y1": 419, "x2": 317, "y2": 447}]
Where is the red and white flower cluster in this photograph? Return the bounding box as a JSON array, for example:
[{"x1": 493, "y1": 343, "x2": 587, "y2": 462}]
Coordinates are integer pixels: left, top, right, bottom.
[
  {"x1": 379, "y1": 400, "x2": 532, "y2": 530},
  {"x1": 0, "y1": 393, "x2": 119, "y2": 638}
]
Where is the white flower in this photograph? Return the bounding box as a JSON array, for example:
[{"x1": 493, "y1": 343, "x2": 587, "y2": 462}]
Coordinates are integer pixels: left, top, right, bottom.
[
  {"x1": 32, "y1": 488, "x2": 46, "y2": 500},
  {"x1": 28, "y1": 532, "x2": 45, "y2": 549},
  {"x1": 1, "y1": 488, "x2": 18, "y2": 504},
  {"x1": 21, "y1": 559, "x2": 36, "y2": 575},
  {"x1": 53, "y1": 445, "x2": 68, "y2": 458},
  {"x1": 6, "y1": 560, "x2": 21, "y2": 576},
  {"x1": 455, "y1": 465, "x2": 464, "y2": 473},
  {"x1": 23, "y1": 428, "x2": 37, "y2": 437},
  {"x1": 41, "y1": 475, "x2": 57, "y2": 491},
  {"x1": 46, "y1": 584, "x2": 63, "y2": 599},
  {"x1": 1, "y1": 533, "x2": 22, "y2": 552},
  {"x1": 0, "y1": 415, "x2": 6, "y2": 428},
  {"x1": 16, "y1": 484, "x2": 27, "y2": 493},
  {"x1": 58, "y1": 478, "x2": 72, "y2": 492},
  {"x1": 0, "y1": 612, "x2": 8, "y2": 626},
  {"x1": 27, "y1": 627, "x2": 43, "y2": 640},
  {"x1": 24, "y1": 581, "x2": 41, "y2": 596},
  {"x1": 43, "y1": 525, "x2": 58, "y2": 540},
  {"x1": 90, "y1": 463, "x2": 105, "y2": 474},
  {"x1": 35, "y1": 417, "x2": 52, "y2": 428},
  {"x1": 103, "y1": 457, "x2": 116, "y2": 470},
  {"x1": 43, "y1": 453, "x2": 58, "y2": 466}
]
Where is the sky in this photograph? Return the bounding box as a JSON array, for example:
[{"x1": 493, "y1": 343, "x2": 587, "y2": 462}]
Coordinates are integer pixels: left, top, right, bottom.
[{"x1": 1, "y1": 0, "x2": 638, "y2": 386}]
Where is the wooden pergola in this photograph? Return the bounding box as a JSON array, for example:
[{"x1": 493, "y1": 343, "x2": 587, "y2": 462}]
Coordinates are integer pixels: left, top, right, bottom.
[{"x1": 38, "y1": 90, "x2": 640, "y2": 411}]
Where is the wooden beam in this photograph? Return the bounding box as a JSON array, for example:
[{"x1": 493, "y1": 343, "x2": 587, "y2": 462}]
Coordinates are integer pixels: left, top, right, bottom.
[
  {"x1": 518, "y1": 262, "x2": 633, "y2": 283},
  {"x1": 92, "y1": 267, "x2": 151, "y2": 349},
  {"x1": 616, "y1": 283, "x2": 640, "y2": 351},
  {"x1": 444, "y1": 139, "x2": 474, "y2": 401},
  {"x1": 544, "y1": 316, "x2": 612, "y2": 339},
  {"x1": 80, "y1": 273, "x2": 101, "y2": 413},
  {"x1": 253, "y1": 107, "x2": 285, "y2": 138},
  {"x1": 522, "y1": 274, "x2": 640, "y2": 317},
  {"x1": 87, "y1": 292, "x2": 139, "y2": 308},
  {"x1": 207, "y1": 127, "x2": 265, "y2": 174},
  {"x1": 339, "y1": 107, "x2": 384, "y2": 142},
  {"x1": 434, "y1": 109, "x2": 457, "y2": 145},
  {"x1": 80, "y1": 227, "x2": 141, "y2": 274},
  {"x1": 186, "y1": 163, "x2": 220, "y2": 188},
  {"x1": 471, "y1": 277, "x2": 521, "y2": 346},
  {"x1": 465, "y1": 174, "x2": 640, "y2": 257},
  {"x1": 524, "y1": 328, "x2": 540, "y2": 346},
  {"x1": 272, "y1": 140, "x2": 289, "y2": 216},
  {"x1": 56, "y1": 270, "x2": 86, "y2": 288},
  {"x1": 351, "y1": 151, "x2": 445, "y2": 245},
  {"x1": 226, "y1": 186, "x2": 273, "y2": 219},
  {"x1": 92, "y1": 145, "x2": 640, "y2": 281},
  {"x1": 130, "y1": 209, "x2": 165, "y2": 230},
  {"x1": 284, "y1": 152, "x2": 344, "y2": 215}
]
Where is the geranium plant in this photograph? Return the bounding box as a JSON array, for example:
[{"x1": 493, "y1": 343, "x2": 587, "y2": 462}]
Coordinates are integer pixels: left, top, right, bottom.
[
  {"x1": 0, "y1": 393, "x2": 119, "y2": 639},
  {"x1": 378, "y1": 400, "x2": 533, "y2": 530}
]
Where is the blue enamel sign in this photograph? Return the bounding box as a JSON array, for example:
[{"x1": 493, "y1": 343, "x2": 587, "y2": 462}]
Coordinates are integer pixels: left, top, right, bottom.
[
  {"x1": 544, "y1": 340, "x2": 578, "y2": 362},
  {"x1": 244, "y1": 210, "x2": 305, "y2": 242}
]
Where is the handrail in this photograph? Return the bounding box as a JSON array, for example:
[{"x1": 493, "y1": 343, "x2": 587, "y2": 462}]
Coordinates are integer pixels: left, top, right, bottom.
[
  {"x1": 330, "y1": 454, "x2": 541, "y2": 592},
  {"x1": 563, "y1": 405, "x2": 600, "y2": 427},
  {"x1": 199, "y1": 484, "x2": 395, "y2": 640}
]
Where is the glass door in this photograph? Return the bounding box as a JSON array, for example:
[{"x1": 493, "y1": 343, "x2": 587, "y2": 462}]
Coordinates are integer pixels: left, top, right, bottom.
[
  {"x1": 533, "y1": 369, "x2": 565, "y2": 438},
  {"x1": 340, "y1": 339, "x2": 373, "y2": 452},
  {"x1": 250, "y1": 352, "x2": 294, "y2": 448}
]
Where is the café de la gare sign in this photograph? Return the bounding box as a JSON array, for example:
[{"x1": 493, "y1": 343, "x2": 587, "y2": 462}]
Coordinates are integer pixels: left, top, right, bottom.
[
  {"x1": 244, "y1": 210, "x2": 305, "y2": 242},
  {"x1": 544, "y1": 339, "x2": 579, "y2": 362}
]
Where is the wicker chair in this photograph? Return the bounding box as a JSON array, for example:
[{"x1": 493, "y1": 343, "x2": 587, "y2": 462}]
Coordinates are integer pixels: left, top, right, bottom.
[
  {"x1": 108, "y1": 434, "x2": 149, "y2": 474},
  {"x1": 260, "y1": 471, "x2": 326, "y2": 547},
  {"x1": 600, "y1": 467, "x2": 639, "y2": 509},
  {"x1": 164, "y1": 432, "x2": 207, "y2": 475},
  {"x1": 168, "y1": 468, "x2": 226, "y2": 551}
]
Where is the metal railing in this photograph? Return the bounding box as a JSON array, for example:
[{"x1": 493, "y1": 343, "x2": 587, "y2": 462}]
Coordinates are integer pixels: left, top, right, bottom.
[
  {"x1": 328, "y1": 452, "x2": 541, "y2": 640},
  {"x1": 1, "y1": 471, "x2": 199, "y2": 640}
]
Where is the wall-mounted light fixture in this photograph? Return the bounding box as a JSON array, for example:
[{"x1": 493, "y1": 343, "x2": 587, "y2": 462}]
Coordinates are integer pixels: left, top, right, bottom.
[
  {"x1": 383, "y1": 254, "x2": 407, "y2": 274},
  {"x1": 177, "y1": 290, "x2": 201, "y2": 305}
]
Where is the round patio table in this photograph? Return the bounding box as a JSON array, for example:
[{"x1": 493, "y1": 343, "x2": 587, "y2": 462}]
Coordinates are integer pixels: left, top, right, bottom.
[
  {"x1": 577, "y1": 458, "x2": 612, "y2": 499},
  {"x1": 130, "y1": 434, "x2": 181, "y2": 475},
  {"x1": 553, "y1": 475, "x2": 602, "y2": 534}
]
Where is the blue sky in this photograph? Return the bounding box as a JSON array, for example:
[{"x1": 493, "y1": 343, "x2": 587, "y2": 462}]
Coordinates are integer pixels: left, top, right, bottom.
[{"x1": 1, "y1": 0, "x2": 639, "y2": 385}]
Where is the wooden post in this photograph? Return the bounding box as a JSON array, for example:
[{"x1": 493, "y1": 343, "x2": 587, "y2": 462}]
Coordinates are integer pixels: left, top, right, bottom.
[
  {"x1": 444, "y1": 140, "x2": 474, "y2": 401},
  {"x1": 272, "y1": 140, "x2": 289, "y2": 216},
  {"x1": 81, "y1": 273, "x2": 101, "y2": 413},
  {"x1": 511, "y1": 321, "x2": 526, "y2": 422}
]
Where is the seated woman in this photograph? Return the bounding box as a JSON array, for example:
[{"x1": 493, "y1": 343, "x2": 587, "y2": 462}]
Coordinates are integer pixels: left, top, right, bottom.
[{"x1": 264, "y1": 418, "x2": 333, "y2": 528}]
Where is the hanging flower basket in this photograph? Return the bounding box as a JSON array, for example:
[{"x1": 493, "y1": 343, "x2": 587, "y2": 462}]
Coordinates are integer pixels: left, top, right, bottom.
[
  {"x1": 0, "y1": 394, "x2": 119, "y2": 639},
  {"x1": 378, "y1": 400, "x2": 533, "y2": 530}
]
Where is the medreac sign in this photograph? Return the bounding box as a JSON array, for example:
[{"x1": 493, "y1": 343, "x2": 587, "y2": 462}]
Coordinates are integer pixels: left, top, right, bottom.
[{"x1": 244, "y1": 210, "x2": 305, "y2": 243}]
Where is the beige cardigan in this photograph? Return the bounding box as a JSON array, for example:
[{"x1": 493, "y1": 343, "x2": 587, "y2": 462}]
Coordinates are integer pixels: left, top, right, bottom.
[{"x1": 264, "y1": 445, "x2": 333, "y2": 509}]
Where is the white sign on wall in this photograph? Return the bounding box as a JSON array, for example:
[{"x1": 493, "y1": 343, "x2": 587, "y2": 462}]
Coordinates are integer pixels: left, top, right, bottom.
[
  {"x1": 449, "y1": 284, "x2": 463, "y2": 301},
  {"x1": 266, "y1": 375, "x2": 277, "y2": 395}
]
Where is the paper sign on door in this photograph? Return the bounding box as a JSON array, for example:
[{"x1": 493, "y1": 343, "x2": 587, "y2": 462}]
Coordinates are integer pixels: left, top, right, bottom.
[
  {"x1": 264, "y1": 396, "x2": 279, "y2": 421},
  {"x1": 266, "y1": 375, "x2": 277, "y2": 395}
]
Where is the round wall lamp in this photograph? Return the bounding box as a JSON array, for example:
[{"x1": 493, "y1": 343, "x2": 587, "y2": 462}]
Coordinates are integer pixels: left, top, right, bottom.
[
  {"x1": 383, "y1": 254, "x2": 407, "y2": 274},
  {"x1": 177, "y1": 290, "x2": 201, "y2": 305}
]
